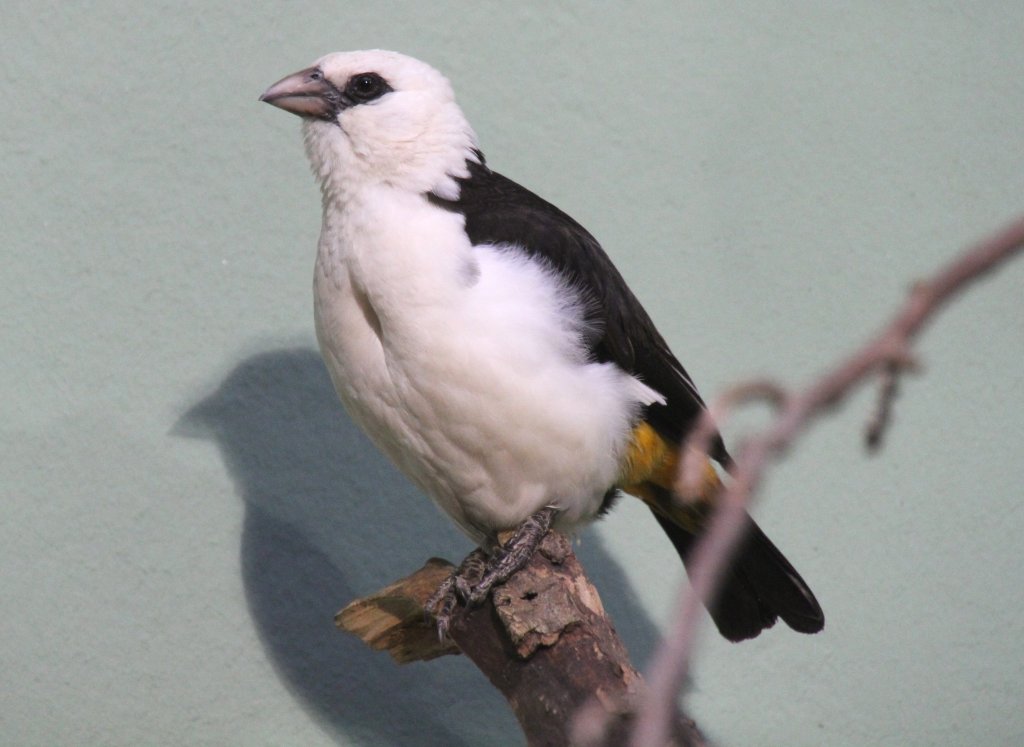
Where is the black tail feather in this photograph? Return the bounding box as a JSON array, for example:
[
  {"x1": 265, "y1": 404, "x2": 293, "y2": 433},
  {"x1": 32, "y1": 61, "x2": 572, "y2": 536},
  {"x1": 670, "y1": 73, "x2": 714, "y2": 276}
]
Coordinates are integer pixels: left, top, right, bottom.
[{"x1": 651, "y1": 509, "x2": 825, "y2": 642}]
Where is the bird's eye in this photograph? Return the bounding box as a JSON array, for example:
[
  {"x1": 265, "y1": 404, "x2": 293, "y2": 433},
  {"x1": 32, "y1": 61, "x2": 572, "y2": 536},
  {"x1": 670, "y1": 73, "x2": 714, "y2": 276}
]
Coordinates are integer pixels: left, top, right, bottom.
[
  {"x1": 345, "y1": 72, "x2": 391, "y2": 103},
  {"x1": 309, "y1": 70, "x2": 323, "y2": 81}
]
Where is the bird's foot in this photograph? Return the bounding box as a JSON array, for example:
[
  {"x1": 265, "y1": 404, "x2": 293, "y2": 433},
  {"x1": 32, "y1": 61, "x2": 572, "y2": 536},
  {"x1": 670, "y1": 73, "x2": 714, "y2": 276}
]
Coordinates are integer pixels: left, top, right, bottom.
[
  {"x1": 425, "y1": 547, "x2": 488, "y2": 640},
  {"x1": 425, "y1": 506, "x2": 558, "y2": 639},
  {"x1": 464, "y1": 506, "x2": 558, "y2": 605}
]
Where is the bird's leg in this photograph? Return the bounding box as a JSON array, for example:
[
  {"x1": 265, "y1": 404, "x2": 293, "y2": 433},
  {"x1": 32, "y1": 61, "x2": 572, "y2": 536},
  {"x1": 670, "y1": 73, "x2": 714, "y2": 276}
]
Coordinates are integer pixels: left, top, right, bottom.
[
  {"x1": 424, "y1": 507, "x2": 559, "y2": 639},
  {"x1": 425, "y1": 546, "x2": 488, "y2": 640},
  {"x1": 464, "y1": 506, "x2": 558, "y2": 606}
]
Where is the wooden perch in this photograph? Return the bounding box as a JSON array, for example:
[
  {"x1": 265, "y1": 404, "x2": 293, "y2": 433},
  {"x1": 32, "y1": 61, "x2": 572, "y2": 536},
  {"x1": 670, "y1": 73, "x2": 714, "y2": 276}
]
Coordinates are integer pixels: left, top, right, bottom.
[
  {"x1": 335, "y1": 557, "x2": 461, "y2": 663},
  {"x1": 337, "y1": 531, "x2": 704, "y2": 747}
]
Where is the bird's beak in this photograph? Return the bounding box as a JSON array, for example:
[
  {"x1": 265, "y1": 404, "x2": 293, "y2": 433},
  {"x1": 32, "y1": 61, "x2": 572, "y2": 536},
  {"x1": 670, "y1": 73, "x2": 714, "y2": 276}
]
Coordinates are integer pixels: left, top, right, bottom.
[{"x1": 259, "y1": 66, "x2": 337, "y2": 119}]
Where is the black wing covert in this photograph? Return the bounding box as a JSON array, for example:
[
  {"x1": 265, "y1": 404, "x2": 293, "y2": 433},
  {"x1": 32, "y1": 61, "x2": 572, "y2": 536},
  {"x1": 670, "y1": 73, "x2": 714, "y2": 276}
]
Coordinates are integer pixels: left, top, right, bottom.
[{"x1": 428, "y1": 156, "x2": 730, "y2": 465}]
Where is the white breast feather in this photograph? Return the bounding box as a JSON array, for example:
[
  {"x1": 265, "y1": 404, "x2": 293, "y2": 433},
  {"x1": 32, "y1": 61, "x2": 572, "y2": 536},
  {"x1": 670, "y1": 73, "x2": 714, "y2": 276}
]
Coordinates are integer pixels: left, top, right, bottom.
[{"x1": 314, "y1": 186, "x2": 663, "y2": 542}]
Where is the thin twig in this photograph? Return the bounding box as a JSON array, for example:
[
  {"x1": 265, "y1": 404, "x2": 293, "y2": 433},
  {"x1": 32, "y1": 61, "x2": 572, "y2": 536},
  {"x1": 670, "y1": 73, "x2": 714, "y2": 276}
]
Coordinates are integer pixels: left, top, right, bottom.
[
  {"x1": 678, "y1": 380, "x2": 788, "y2": 496},
  {"x1": 865, "y1": 354, "x2": 915, "y2": 451},
  {"x1": 630, "y1": 215, "x2": 1024, "y2": 747}
]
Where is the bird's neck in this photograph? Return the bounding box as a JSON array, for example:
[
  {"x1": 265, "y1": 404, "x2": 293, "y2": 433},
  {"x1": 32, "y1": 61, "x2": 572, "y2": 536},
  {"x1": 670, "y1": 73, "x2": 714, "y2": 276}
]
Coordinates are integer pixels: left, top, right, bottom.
[{"x1": 303, "y1": 120, "x2": 479, "y2": 206}]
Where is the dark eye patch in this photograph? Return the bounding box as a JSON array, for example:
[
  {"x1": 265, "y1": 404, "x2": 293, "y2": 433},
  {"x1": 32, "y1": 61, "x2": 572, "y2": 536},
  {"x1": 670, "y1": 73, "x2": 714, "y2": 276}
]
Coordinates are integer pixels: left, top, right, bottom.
[{"x1": 343, "y1": 72, "x2": 392, "y2": 105}]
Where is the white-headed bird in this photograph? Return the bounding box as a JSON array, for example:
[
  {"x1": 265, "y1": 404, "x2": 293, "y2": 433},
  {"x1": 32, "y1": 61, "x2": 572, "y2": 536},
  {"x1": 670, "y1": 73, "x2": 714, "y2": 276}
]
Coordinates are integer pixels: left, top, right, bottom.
[{"x1": 260, "y1": 50, "x2": 824, "y2": 641}]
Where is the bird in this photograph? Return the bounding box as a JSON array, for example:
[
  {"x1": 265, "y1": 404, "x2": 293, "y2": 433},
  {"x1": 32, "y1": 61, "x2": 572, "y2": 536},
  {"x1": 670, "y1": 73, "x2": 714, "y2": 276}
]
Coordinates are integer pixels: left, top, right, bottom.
[{"x1": 259, "y1": 50, "x2": 824, "y2": 642}]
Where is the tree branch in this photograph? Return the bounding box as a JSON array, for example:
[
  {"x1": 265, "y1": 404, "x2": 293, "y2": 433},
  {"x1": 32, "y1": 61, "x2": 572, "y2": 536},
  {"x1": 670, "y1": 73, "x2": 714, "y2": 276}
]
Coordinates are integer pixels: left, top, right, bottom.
[
  {"x1": 629, "y1": 215, "x2": 1024, "y2": 747},
  {"x1": 337, "y1": 531, "x2": 705, "y2": 746}
]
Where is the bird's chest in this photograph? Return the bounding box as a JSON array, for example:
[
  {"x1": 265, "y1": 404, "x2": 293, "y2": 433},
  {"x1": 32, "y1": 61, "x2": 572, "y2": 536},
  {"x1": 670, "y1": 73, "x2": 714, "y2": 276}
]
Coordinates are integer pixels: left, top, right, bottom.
[
  {"x1": 311, "y1": 193, "x2": 485, "y2": 492},
  {"x1": 311, "y1": 191, "x2": 641, "y2": 538},
  {"x1": 313, "y1": 196, "x2": 463, "y2": 404}
]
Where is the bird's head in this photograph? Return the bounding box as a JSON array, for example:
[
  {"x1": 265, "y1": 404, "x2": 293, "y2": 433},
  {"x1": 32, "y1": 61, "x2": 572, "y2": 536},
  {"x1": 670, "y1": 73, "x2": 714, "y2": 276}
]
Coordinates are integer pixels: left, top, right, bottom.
[{"x1": 260, "y1": 50, "x2": 479, "y2": 200}]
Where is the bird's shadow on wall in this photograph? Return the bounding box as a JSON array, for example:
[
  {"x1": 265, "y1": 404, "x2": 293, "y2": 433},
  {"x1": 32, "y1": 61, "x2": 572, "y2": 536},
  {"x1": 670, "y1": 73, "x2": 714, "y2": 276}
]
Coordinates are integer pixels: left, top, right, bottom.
[{"x1": 180, "y1": 347, "x2": 663, "y2": 746}]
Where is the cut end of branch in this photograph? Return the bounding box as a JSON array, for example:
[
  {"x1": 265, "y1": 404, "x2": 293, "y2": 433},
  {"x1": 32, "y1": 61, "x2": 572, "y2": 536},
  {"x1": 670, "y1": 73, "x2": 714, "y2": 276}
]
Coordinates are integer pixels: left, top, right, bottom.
[{"x1": 335, "y1": 557, "x2": 461, "y2": 663}]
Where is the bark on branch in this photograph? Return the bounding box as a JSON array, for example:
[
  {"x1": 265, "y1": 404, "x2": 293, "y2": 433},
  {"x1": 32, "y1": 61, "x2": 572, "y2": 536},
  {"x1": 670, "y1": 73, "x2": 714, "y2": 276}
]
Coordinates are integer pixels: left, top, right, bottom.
[{"x1": 337, "y1": 531, "x2": 704, "y2": 747}]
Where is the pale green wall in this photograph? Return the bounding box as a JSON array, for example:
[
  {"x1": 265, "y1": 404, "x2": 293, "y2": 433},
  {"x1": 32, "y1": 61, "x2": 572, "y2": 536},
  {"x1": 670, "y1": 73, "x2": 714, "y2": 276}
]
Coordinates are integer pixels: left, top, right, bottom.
[{"x1": 3, "y1": 3, "x2": 1023, "y2": 745}]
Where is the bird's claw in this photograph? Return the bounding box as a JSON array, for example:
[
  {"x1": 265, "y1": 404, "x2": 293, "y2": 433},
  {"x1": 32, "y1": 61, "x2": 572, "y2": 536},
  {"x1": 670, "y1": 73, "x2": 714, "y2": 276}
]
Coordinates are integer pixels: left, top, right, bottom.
[
  {"x1": 425, "y1": 547, "x2": 488, "y2": 639},
  {"x1": 454, "y1": 575, "x2": 476, "y2": 603},
  {"x1": 425, "y1": 585, "x2": 455, "y2": 641}
]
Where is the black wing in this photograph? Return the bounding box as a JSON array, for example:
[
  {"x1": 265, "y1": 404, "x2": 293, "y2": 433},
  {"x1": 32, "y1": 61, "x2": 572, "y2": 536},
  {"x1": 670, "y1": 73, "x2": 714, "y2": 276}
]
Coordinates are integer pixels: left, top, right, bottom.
[{"x1": 428, "y1": 156, "x2": 729, "y2": 465}]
